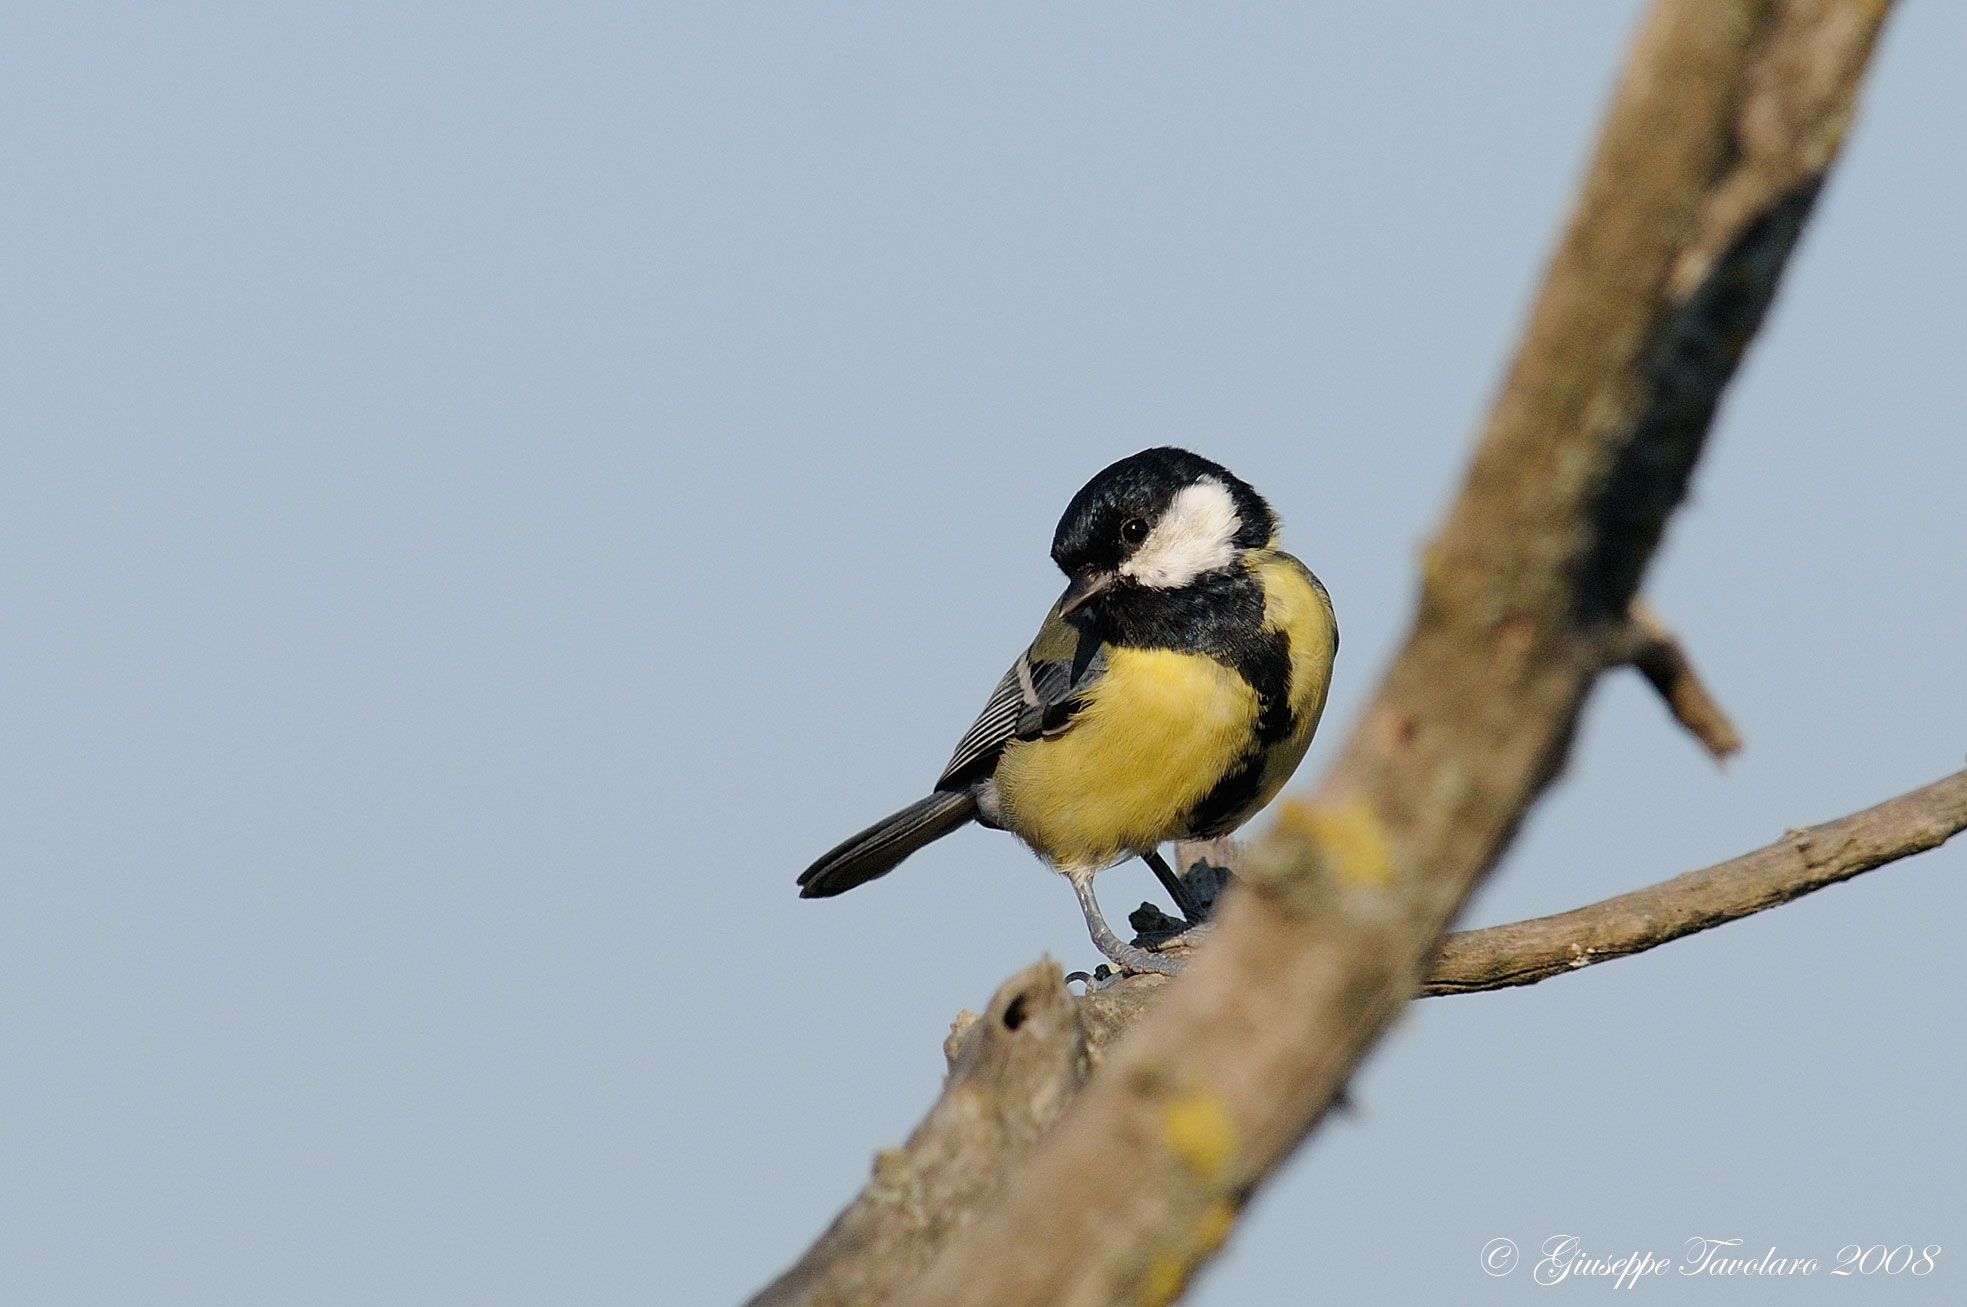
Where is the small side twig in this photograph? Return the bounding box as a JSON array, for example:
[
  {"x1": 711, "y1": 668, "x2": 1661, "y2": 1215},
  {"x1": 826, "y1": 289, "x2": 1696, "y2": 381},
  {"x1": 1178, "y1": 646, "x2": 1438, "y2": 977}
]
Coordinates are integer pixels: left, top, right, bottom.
[
  {"x1": 1614, "y1": 596, "x2": 1742, "y2": 760},
  {"x1": 1426, "y1": 767, "x2": 1967, "y2": 993}
]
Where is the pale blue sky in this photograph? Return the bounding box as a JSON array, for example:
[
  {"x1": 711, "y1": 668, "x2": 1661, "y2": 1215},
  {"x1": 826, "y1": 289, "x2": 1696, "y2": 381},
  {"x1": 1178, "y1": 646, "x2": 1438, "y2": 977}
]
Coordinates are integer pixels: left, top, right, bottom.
[{"x1": 3, "y1": 4, "x2": 1962, "y2": 1304}]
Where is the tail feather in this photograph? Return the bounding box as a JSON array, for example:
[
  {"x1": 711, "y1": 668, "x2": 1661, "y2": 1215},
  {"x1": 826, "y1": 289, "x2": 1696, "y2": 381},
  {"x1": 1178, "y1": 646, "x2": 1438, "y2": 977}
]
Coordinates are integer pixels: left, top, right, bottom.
[{"x1": 798, "y1": 790, "x2": 977, "y2": 898}]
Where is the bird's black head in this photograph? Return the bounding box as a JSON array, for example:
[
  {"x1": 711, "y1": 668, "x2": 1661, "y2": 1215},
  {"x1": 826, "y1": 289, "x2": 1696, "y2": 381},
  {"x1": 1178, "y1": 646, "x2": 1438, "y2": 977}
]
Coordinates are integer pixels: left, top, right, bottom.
[{"x1": 1049, "y1": 447, "x2": 1275, "y2": 615}]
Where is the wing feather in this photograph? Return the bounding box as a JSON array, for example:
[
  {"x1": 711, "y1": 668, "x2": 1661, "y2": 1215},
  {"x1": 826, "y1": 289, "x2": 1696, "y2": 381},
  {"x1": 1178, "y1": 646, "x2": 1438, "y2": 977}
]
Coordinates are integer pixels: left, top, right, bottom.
[{"x1": 936, "y1": 613, "x2": 1104, "y2": 789}]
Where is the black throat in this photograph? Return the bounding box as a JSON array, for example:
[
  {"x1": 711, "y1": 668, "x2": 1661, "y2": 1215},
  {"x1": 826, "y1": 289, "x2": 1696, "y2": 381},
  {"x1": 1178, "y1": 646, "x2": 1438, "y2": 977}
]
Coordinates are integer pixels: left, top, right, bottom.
[{"x1": 1077, "y1": 563, "x2": 1295, "y2": 748}]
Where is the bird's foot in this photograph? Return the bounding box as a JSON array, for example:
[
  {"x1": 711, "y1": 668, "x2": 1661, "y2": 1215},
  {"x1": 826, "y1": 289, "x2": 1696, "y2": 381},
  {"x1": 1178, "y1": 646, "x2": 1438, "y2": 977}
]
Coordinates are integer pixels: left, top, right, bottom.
[
  {"x1": 1104, "y1": 938, "x2": 1181, "y2": 976},
  {"x1": 1177, "y1": 854, "x2": 1234, "y2": 916},
  {"x1": 1129, "y1": 901, "x2": 1190, "y2": 943},
  {"x1": 1067, "y1": 866, "x2": 1186, "y2": 977},
  {"x1": 1065, "y1": 964, "x2": 1121, "y2": 992}
]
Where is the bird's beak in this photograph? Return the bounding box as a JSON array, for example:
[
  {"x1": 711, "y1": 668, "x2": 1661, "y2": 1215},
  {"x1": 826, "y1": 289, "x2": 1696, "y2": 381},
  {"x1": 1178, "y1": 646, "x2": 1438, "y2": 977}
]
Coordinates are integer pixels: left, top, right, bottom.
[{"x1": 1057, "y1": 569, "x2": 1115, "y2": 617}]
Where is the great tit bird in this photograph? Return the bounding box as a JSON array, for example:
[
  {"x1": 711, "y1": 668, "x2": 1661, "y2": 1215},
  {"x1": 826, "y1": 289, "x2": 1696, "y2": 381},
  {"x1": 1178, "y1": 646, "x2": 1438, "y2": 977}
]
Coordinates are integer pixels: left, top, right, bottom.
[{"x1": 798, "y1": 447, "x2": 1337, "y2": 974}]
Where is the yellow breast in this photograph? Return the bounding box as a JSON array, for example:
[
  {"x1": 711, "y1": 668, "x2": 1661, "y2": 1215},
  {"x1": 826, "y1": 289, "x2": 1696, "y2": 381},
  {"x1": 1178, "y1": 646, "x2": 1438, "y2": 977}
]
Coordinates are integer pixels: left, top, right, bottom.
[
  {"x1": 992, "y1": 548, "x2": 1337, "y2": 872},
  {"x1": 992, "y1": 647, "x2": 1259, "y2": 870}
]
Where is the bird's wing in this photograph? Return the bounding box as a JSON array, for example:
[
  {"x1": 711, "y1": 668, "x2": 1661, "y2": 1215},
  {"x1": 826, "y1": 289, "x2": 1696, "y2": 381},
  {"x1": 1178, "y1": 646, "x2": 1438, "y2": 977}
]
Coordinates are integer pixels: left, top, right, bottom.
[{"x1": 936, "y1": 607, "x2": 1104, "y2": 789}]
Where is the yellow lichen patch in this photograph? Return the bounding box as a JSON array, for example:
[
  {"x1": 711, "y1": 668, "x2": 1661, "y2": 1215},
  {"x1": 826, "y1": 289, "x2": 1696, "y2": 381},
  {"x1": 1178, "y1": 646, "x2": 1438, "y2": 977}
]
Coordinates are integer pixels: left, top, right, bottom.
[
  {"x1": 1161, "y1": 1087, "x2": 1237, "y2": 1186},
  {"x1": 1137, "y1": 1198, "x2": 1240, "y2": 1307},
  {"x1": 1191, "y1": 1196, "x2": 1236, "y2": 1255},
  {"x1": 1139, "y1": 1089, "x2": 1242, "y2": 1306},
  {"x1": 1279, "y1": 795, "x2": 1396, "y2": 889},
  {"x1": 1138, "y1": 1250, "x2": 1186, "y2": 1307}
]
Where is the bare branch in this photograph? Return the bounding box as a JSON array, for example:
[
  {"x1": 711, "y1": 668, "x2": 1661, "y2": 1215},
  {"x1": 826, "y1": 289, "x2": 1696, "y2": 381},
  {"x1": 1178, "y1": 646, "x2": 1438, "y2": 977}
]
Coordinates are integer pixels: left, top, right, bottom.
[
  {"x1": 750, "y1": 5, "x2": 1904, "y2": 1304},
  {"x1": 889, "y1": 5, "x2": 1900, "y2": 1305},
  {"x1": 1614, "y1": 597, "x2": 1742, "y2": 760},
  {"x1": 1425, "y1": 767, "x2": 1967, "y2": 994},
  {"x1": 751, "y1": 768, "x2": 1964, "y2": 1306}
]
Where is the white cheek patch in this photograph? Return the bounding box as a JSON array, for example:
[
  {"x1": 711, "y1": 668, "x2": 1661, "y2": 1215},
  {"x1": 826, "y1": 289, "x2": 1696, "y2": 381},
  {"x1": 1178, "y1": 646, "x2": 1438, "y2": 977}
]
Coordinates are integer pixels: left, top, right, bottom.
[{"x1": 1119, "y1": 478, "x2": 1242, "y2": 588}]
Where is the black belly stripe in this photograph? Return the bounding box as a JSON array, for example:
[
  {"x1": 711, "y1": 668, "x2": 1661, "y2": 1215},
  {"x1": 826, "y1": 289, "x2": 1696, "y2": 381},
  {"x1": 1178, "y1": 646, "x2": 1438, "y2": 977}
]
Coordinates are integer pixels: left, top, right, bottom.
[
  {"x1": 1190, "y1": 629, "x2": 1297, "y2": 835},
  {"x1": 1185, "y1": 751, "x2": 1267, "y2": 838},
  {"x1": 1237, "y1": 626, "x2": 1296, "y2": 746}
]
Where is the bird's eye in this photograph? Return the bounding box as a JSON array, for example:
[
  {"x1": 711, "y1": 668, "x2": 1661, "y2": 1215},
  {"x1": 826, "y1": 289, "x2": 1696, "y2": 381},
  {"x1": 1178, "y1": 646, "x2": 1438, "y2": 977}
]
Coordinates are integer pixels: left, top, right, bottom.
[{"x1": 1120, "y1": 517, "x2": 1149, "y2": 545}]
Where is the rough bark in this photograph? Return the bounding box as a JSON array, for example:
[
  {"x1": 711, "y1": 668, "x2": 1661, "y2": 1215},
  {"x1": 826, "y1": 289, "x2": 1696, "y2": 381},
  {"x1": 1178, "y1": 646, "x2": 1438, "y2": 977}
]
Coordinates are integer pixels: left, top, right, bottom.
[
  {"x1": 895, "y1": 4, "x2": 1899, "y2": 1305},
  {"x1": 749, "y1": 769, "x2": 1963, "y2": 1307},
  {"x1": 1421, "y1": 769, "x2": 1967, "y2": 994},
  {"x1": 751, "y1": 2, "x2": 1901, "y2": 1304}
]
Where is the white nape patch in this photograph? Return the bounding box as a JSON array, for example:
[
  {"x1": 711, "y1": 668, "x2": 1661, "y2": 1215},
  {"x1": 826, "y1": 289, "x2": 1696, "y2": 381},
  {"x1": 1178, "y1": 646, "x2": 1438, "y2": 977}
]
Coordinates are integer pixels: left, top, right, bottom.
[{"x1": 1119, "y1": 477, "x2": 1242, "y2": 588}]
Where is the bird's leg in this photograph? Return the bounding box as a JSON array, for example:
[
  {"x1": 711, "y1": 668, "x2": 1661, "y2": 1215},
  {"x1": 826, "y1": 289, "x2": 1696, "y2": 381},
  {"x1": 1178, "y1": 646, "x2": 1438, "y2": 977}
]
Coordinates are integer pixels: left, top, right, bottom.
[
  {"x1": 1141, "y1": 847, "x2": 1205, "y2": 924},
  {"x1": 1065, "y1": 867, "x2": 1180, "y2": 975}
]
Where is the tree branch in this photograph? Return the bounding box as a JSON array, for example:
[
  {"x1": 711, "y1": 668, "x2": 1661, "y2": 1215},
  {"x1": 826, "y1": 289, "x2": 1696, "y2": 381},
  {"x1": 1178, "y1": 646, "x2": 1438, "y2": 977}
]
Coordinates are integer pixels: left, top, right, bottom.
[
  {"x1": 1615, "y1": 597, "x2": 1742, "y2": 761},
  {"x1": 1424, "y1": 767, "x2": 1967, "y2": 994},
  {"x1": 886, "y1": 4, "x2": 1900, "y2": 1304},
  {"x1": 750, "y1": 769, "x2": 1965, "y2": 1306}
]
